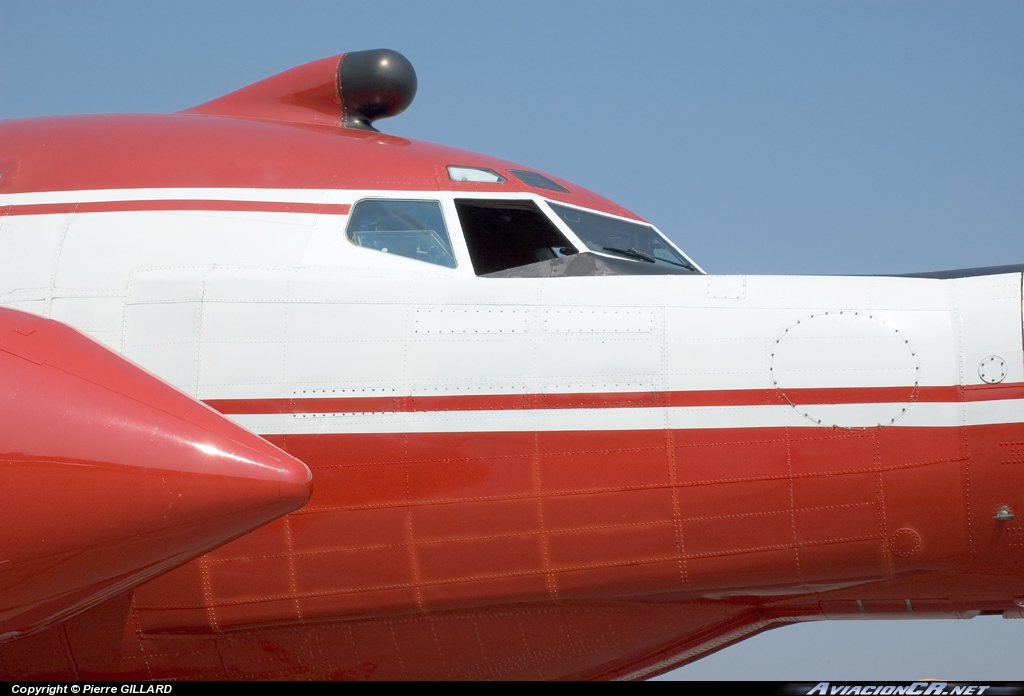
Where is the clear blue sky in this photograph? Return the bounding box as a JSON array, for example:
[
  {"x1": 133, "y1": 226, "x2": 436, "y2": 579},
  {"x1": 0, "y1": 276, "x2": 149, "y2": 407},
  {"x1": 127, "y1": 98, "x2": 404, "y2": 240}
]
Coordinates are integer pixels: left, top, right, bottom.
[{"x1": 2, "y1": 0, "x2": 1023, "y2": 680}]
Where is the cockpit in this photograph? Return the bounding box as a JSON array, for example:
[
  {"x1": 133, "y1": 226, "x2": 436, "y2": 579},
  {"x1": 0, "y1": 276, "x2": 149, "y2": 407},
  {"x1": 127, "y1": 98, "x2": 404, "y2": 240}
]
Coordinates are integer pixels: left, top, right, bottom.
[{"x1": 345, "y1": 166, "x2": 702, "y2": 278}]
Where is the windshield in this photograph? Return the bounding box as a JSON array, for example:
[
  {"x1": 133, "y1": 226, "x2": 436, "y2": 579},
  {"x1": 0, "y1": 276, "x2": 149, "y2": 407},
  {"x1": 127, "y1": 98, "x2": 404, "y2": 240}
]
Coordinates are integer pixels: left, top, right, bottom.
[{"x1": 547, "y1": 201, "x2": 696, "y2": 271}]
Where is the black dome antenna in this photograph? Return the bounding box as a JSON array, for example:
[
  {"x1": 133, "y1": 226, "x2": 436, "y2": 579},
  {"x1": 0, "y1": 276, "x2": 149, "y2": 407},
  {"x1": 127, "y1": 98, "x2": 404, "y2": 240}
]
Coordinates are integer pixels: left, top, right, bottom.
[{"x1": 338, "y1": 49, "x2": 417, "y2": 131}]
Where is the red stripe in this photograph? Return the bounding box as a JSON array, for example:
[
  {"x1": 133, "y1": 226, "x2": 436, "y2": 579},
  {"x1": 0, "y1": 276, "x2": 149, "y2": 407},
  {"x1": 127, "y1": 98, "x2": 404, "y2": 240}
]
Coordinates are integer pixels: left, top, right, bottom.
[
  {"x1": 961, "y1": 382, "x2": 1024, "y2": 401},
  {"x1": 5, "y1": 200, "x2": 350, "y2": 216},
  {"x1": 203, "y1": 382, "x2": 1024, "y2": 416},
  {"x1": 663, "y1": 385, "x2": 962, "y2": 407}
]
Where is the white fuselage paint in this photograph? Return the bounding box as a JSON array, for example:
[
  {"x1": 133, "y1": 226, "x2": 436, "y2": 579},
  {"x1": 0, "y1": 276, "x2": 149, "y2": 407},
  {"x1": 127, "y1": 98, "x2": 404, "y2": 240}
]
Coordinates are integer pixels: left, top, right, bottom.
[{"x1": 1, "y1": 188, "x2": 1021, "y2": 433}]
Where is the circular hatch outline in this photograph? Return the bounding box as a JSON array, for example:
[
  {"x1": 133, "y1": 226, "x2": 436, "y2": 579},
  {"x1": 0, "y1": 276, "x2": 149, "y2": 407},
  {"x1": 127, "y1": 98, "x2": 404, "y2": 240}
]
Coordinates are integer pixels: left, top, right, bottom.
[{"x1": 769, "y1": 310, "x2": 921, "y2": 427}]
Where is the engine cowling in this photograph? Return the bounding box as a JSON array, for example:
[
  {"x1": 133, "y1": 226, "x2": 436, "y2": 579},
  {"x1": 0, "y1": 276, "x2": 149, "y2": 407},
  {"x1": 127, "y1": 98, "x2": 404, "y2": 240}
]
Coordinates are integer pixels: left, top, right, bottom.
[{"x1": 0, "y1": 307, "x2": 312, "y2": 641}]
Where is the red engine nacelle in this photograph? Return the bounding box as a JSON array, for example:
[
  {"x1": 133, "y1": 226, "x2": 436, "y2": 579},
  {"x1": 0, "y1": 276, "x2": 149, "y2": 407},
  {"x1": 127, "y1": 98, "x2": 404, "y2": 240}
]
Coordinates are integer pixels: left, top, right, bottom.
[{"x1": 0, "y1": 308, "x2": 312, "y2": 640}]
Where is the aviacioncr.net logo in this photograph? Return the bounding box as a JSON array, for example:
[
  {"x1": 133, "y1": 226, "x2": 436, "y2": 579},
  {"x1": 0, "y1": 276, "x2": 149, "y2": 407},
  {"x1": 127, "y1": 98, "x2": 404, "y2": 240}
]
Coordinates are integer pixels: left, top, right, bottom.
[{"x1": 807, "y1": 683, "x2": 993, "y2": 696}]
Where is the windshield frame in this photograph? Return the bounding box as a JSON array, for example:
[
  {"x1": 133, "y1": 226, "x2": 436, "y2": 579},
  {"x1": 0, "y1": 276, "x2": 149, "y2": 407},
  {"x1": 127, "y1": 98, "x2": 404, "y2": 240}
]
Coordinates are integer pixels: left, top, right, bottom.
[{"x1": 539, "y1": 199, "x2": 704, "y2": 274}]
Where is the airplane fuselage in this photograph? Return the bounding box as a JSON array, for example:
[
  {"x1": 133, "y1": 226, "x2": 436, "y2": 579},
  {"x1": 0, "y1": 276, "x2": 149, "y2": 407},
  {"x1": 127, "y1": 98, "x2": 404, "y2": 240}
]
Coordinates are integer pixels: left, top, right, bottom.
[{"x1": 1, "y1": 54, "x2": 1022, "y2": 680}]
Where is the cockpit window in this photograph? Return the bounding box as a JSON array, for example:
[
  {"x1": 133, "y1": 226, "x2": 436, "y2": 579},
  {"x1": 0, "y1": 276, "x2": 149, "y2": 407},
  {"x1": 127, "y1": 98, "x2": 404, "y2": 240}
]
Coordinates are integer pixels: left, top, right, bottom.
[
  {"x1": 507, "y1": 170, "x2": 570, "y2": 193},
  {"x1": 448, "y1": 166, "x2": 506, "y2": 183},
  {"x1": 547, "y1": 201, "x2": 696, "y2": 271},
  {"x1": 455, "y1": 199, "x2": 577, "y2": 275},
  {"x1": 347, "y1": 199, "x2": 457, "y2": 268}
]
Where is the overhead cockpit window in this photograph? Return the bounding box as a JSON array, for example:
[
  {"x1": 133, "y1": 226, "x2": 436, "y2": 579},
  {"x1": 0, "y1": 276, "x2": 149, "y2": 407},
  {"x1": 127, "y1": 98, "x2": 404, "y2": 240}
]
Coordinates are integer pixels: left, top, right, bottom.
[
  {"x1": 547, "y1": 201, "x2": 697, "y2": 271},
  {"x1": 447, "y1": 166, "x2": 506, "y2": 183},
  {"x1": 347, "y1": 199, "x2": 457, "y2": 269},
  {"x1": 507, "y1": 170, "x2": 570, "y2": 193},
  {"x1": 455, "y1": 199, "x2": 577, "y2": 275}
]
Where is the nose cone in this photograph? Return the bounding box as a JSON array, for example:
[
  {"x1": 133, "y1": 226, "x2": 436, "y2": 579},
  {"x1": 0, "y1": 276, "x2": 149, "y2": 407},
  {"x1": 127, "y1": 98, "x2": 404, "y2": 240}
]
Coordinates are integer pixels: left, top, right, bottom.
[{"x1": 0, "y1": 308, "x2": 311, "y2": 640}]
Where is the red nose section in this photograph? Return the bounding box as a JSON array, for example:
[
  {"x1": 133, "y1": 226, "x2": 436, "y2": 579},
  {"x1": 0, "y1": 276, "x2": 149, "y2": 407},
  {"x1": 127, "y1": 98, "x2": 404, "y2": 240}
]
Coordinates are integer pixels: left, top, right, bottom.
[{"x1": 0, "y1": 308, "x2": 312, "y2": 640}]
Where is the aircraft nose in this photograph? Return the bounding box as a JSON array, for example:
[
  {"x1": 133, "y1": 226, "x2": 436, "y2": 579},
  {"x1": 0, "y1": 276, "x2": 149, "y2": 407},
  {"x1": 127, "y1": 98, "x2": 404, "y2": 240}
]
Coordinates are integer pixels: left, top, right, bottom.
[{"x1": 0, "y1": 307, "x2": 312, "y2": 640}]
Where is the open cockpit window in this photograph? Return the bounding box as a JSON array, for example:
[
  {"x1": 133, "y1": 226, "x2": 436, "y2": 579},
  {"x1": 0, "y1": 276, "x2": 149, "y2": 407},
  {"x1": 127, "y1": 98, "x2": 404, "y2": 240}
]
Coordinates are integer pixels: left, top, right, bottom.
[
  {"x1": 347, "y1": 199, "x2": 457, "y2": 268},
  {"x1": 455, "y1": 199, "x2": 577, "y2": 275},
  {"x1": 547, "y1": 201, "x2": 696, "y2": 271}
]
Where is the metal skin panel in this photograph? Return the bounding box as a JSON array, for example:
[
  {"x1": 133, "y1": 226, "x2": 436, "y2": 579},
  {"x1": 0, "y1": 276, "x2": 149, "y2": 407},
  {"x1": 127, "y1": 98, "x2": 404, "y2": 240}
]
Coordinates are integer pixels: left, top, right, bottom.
[
  {"x1": 0, "y1": 213, "x2": 67, "y2": 297},
  {"x1": 1, "y1": 52, "x2": 1024, "y2": 680}
]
